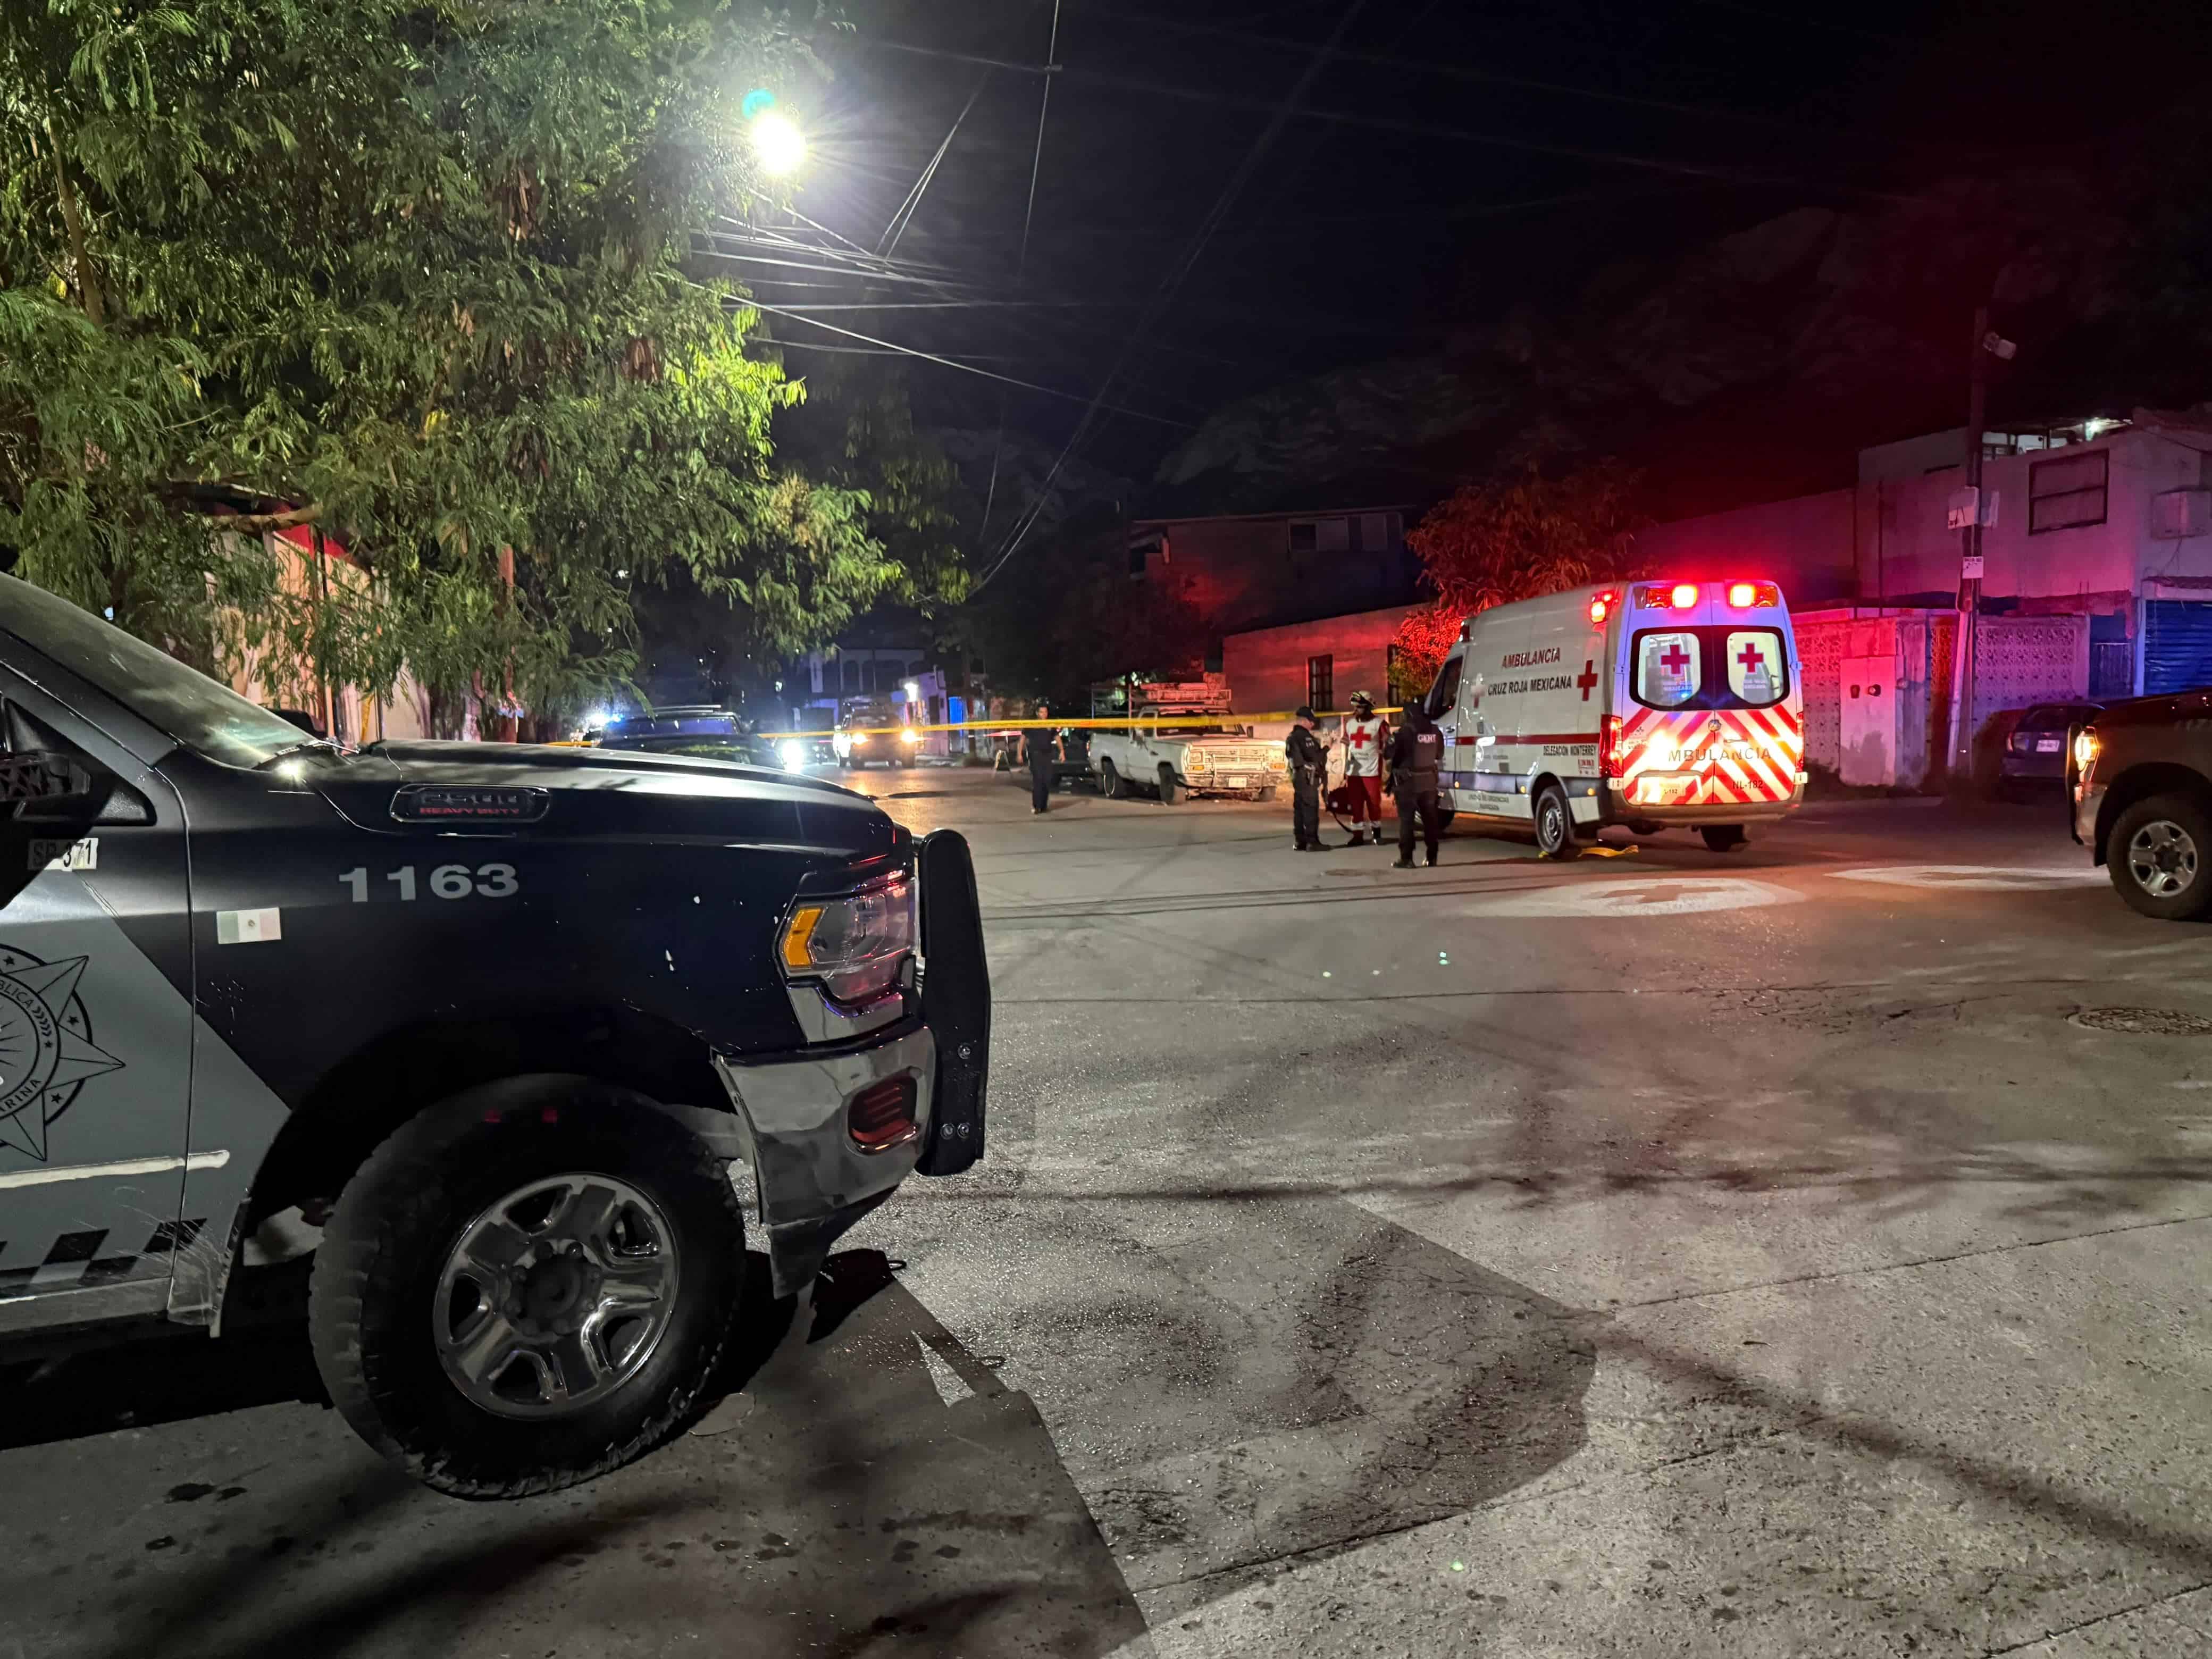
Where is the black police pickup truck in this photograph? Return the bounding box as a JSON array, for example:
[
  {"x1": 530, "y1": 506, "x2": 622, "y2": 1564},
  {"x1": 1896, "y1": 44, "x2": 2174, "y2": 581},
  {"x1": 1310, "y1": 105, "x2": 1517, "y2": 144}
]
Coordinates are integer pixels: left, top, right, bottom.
[
  {"x1": 2071, "y1": 689, "x2": 2212, "y2": 920},
  {"x1": 0, "y1": 574, "x2": 989, "y2": 1495}
]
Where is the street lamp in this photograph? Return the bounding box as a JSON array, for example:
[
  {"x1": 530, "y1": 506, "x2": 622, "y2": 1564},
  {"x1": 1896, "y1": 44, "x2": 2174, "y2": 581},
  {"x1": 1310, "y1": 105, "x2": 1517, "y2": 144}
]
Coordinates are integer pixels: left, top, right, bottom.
[{"x1": 750, "y1": 111, "x2": 806, "y2": 178}]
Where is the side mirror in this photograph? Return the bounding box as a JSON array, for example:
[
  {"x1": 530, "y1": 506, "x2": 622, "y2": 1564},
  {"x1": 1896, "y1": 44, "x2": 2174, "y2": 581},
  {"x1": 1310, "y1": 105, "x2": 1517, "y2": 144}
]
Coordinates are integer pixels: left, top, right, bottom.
[{"x1": 1, "y1": 750, "x2": 106, "y2": 820}]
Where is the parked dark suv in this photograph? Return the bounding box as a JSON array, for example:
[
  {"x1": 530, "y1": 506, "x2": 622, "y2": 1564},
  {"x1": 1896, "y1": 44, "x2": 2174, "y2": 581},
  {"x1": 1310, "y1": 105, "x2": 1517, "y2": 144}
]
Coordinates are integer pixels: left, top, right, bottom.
[
  {"x1": 1998, "y1": 701, "x2": 2103, "y2": 798},
  {"x1": 2071, "y1": 691, "x2": 2212, "y2": 919}
]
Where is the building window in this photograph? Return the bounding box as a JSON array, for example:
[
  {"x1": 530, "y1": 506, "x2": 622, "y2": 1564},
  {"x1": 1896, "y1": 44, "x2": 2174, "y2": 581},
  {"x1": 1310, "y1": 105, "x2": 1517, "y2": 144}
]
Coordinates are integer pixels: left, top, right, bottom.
[
  {"x1": 1308, "y1": 653, "x2": 1335, "y2": 712},
  {"x1": 1288, "y1": 517, "x2": 1351, "y2": 566},
  {"x1": 2030, "y1": 449, "x2": 2108, "y2": 533}
]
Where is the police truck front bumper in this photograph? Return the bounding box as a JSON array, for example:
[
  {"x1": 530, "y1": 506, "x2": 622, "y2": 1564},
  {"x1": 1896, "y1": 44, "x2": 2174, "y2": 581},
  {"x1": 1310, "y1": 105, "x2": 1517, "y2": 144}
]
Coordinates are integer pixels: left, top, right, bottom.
[
  {"x1": 713, "y1": 830, "x2": 991, "y2": 1297},
  {"x1": 714, "y1": 1026, "x2": 936, "y2": 1297}
]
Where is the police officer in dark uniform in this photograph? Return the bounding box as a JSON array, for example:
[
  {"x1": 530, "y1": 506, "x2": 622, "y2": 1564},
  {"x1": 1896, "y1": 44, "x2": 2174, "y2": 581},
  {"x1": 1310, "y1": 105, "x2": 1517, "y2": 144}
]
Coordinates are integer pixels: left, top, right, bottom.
[
  {"x1": 1285, "y1": 706, "x2": 1332, "y2": 850},
  {"x1": 1025, "y1": 702, "x2": 1058, "y2": 815},
  {"x1": 1385, "y1": 701, "x2": 1445, "y2": 867}
]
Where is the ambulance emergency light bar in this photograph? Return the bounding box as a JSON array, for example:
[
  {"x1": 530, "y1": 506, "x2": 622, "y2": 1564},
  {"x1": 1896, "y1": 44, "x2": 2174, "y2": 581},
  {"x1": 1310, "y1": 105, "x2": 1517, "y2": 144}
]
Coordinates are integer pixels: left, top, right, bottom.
[{"x1": 1632, "y1": 582, "x2": 1780, "y2": 610}]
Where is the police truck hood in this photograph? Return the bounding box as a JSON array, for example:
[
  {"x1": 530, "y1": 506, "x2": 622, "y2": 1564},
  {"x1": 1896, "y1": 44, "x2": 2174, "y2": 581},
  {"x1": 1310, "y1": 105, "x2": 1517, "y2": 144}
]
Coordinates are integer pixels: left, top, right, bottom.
[{"x1": 307, "y1": 740, "x2": 896, "y2": 856}]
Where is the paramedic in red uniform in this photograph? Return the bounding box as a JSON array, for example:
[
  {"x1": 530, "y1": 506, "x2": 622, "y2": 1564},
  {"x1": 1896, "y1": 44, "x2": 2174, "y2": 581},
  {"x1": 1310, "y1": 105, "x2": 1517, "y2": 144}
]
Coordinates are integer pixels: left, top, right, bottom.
[
  {"x1": 1338, "y1": 689, "x2": 1388, "y2": 845},
  {"x1": 1386, "y1": 702, "x2": 1445, "y2": 867}
]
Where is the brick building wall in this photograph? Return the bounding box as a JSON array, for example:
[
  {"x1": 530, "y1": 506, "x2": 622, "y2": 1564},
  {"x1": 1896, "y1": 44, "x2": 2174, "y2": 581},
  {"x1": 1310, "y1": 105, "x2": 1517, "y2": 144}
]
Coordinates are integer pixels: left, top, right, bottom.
[{"x1": 1221, "y1": 604, "x2": 1420, "y2": 717}]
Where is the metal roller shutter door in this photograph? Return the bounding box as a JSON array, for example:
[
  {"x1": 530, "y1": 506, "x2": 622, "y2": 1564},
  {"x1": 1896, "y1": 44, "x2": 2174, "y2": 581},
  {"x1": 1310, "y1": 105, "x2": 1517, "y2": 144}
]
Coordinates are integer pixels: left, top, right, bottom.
[{"x1": 2143, "y1": 600, "x2": 2212, "y2": 696}]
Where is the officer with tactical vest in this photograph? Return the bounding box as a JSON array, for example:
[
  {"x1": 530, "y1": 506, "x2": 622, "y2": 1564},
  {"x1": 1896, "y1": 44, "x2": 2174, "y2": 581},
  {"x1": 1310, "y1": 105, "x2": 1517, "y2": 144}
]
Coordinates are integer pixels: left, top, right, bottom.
[
  {"x1": 1385, "y1": 700, "x2": 1446, "y2": 867},
  {"x1": 1285, "y1": 706, "x2": 1333, "y2": 851}
]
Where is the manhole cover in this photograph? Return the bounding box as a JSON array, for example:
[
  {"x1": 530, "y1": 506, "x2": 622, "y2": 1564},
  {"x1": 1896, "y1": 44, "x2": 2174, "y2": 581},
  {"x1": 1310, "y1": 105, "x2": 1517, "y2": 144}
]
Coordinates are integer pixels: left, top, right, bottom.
[{"x1": 2071, "y1": 1007, "x2": 2212, "y2": 1035}]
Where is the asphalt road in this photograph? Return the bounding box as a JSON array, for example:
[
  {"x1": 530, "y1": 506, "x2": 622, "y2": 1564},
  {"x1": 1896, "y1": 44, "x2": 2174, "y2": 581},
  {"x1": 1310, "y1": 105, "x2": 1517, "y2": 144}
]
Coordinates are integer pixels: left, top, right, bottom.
[{"x1": 7, "y1": 767, "x2": 2210, "y2": 1659}]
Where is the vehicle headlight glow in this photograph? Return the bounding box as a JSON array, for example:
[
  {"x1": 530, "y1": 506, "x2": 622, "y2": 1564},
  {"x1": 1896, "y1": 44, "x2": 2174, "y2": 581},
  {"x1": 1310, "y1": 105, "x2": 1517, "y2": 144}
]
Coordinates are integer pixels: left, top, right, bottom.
[
  {"x1": 2074, "y1": 730, "x2": 2100, "y2": 774},
  {"x1": 779, "y1": 739, "x2": 804, "y2": 771},
  {"x1": 779, "y1": 874, "x2": 915, "y2": 1004},
  {"x1": 901, "y1": 726, "x2": 921, "y2": 744}
]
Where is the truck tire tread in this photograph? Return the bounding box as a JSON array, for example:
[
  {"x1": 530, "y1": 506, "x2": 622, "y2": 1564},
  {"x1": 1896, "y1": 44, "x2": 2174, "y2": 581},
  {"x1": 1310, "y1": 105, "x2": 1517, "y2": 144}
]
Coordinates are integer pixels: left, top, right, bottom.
[{"x1": 308, "y1": 1077, "x2": 744, "y2": 1500}]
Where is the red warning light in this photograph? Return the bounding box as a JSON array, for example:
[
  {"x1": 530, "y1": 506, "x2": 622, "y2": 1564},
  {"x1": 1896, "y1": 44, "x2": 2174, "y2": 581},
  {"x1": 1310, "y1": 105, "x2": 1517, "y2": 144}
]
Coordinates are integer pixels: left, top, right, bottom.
[
  {"x1": 1588, "y1": 590, "x2": 1616, "y2": 625},
  {"x1": 1670, "y1": 583, "x2": 1700, "y2": 609},
  {"x1": 1728, "y1": 582, "x2": 1756, "y2": 608}
]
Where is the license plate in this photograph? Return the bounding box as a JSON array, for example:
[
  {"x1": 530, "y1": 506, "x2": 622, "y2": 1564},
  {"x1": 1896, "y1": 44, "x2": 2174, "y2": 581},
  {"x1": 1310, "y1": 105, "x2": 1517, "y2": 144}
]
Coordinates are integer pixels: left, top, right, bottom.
[
  {"x1": 1223, "y1": 775, "x2": 1247, "y2": 788},
  {"x1": 2037, "y1": 738, "x2": 2060, "y2": 752}
]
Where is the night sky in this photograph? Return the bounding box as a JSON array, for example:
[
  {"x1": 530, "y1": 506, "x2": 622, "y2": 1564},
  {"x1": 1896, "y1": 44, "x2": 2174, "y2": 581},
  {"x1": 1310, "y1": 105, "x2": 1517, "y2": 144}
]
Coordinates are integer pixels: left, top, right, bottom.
[{"x1": 739, "y1": 1, "x2": 2212, "y2": 485}]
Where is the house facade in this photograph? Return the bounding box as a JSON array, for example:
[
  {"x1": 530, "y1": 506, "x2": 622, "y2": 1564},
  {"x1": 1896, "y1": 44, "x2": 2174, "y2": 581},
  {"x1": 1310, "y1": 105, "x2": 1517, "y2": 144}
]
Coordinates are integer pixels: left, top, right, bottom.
[
  {"x1": 1126, "y1": 504, "x2": 1423, "y2": 649},
  {"x1": 1635, "y1": 412, "x2": 2212, "y2": 784}
]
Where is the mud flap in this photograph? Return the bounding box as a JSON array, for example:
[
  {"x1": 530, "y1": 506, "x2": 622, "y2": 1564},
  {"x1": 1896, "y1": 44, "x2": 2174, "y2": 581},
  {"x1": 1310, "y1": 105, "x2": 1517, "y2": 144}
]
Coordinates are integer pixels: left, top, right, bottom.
[{"x1": 916, "y1": 830, "x2": 989, "y2": 1176}]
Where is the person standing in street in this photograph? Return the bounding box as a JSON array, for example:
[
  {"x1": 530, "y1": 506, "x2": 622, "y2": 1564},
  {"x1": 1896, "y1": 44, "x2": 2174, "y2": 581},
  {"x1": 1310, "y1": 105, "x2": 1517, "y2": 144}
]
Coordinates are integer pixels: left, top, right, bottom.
[
  {"x1": 1385, "y1": 700, "x2": 1445, "y2": 867},
  {"x1": 1338, "y1": 689, "x2": 1389, "y2": 845},
  {"x1": 1285, "y1": 706, "x2": 1333, "y2": 851},
  {"x1": 1025, "y1": 701, "x2": 1058, "y2": 815}
]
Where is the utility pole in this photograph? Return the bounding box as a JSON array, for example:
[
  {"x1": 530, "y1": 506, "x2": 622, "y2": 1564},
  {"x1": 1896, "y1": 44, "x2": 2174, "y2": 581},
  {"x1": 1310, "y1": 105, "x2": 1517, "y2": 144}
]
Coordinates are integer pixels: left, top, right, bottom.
[{"x1": 1947, "y1": 308, "x2": 2015, "y2": 779}]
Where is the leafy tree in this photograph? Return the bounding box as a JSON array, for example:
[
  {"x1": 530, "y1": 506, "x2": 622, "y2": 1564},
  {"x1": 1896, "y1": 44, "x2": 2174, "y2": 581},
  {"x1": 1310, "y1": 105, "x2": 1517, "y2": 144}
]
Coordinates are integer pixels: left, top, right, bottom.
[
  {"x1": 1390, "y1": 462, "x2": 1647, "y2": 698},
  {"x1": 1, "y1": 0, "x2": 898, "y2": 726}
]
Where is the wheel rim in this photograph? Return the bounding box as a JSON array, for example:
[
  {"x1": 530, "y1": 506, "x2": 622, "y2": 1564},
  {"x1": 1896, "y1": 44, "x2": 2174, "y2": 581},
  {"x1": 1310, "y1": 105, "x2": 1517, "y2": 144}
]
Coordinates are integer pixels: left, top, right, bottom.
[
  {"x1": 1540, "y1": 799, "x2": 1564, "y2": 851},
  {"x1": 433, "y1": 1173, "x2": 680, "y2": 1420},
  {"x1": 2127, "y1": 819, "x2": 2199, "y2": 899}
]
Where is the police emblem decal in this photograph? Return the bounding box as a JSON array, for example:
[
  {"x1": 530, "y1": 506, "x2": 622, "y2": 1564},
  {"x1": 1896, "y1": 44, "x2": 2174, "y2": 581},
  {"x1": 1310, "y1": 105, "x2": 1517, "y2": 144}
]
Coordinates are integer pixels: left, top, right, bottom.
[{"x1": 0, "y1": 945, "x2": 125, "y2": 1162}]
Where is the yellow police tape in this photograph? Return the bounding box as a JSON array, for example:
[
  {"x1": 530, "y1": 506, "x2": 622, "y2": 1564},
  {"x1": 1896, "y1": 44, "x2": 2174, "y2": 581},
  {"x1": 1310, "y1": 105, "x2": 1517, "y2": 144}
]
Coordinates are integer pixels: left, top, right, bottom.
[{"x1": 743, "y1": 707, "x2": 1405, "y2": 740}]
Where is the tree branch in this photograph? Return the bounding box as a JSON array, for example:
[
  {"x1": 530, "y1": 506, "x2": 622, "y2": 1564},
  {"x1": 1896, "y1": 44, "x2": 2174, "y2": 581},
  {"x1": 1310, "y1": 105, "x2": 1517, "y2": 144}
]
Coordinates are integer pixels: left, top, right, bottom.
[
  {"x1": 51, "y1": 143, "x2": 104, "y2": 326},
  {"x1": 192, "y1": 502, "x2": 323, "y2": 533}
]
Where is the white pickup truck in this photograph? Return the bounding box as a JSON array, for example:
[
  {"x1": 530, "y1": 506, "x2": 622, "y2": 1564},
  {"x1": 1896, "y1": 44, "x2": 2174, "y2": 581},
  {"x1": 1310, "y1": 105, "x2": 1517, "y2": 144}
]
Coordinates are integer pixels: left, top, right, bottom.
[{"x1": 1091, "y1": 703, "x2": 1287, "y2": 803}]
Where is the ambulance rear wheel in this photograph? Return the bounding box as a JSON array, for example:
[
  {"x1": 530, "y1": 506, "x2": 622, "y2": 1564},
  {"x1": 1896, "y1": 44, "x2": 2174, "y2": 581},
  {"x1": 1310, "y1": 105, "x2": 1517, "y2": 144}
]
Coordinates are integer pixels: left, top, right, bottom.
[
  {"x1": 1534, "y1": 783, "x2": 1579, "y2": 859},
  {"x1": 1100, "y1": 759, "x2": 1124, "y2": 798},
  {"x1": 310, "y1": 1078, "x2": 744, "y2": 1500},
  {"x1": 1700, "y1": 825, "x2": 1748, "y2": 852}
]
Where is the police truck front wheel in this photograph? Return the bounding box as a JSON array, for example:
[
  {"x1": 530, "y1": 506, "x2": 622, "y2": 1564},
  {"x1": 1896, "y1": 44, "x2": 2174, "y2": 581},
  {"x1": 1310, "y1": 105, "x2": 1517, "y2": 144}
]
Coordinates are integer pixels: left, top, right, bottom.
[
  {"x1": 2108, "y1": 794, "x2": 2212, "y2": 920},
  {"x1": 1158, "y1": 765, "x2": 1183, "y2": 805},
  {"x1": 1534, "y1": 783, "x2": 1579, "y2": 859},
  {"x1": 309, "y1": 1079, "x2": 744, "y2": 1499}
]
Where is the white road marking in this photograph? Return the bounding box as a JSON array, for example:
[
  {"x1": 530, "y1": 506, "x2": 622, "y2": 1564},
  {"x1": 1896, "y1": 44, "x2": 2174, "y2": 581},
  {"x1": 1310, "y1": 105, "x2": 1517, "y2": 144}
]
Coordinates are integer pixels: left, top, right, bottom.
[
  {"x1": 1459, "y1": 877, "x2": 1803, "y2": 918},
  {"x1": 916, "y1": 1336, "x2": 975, "y2": 1405},
  {"x1": 0, "y1": 1150, "x2": 229, "y2": 1192},
  {"x1": 1829, "y1": 865, "x2": 2106, "y2": 891}
]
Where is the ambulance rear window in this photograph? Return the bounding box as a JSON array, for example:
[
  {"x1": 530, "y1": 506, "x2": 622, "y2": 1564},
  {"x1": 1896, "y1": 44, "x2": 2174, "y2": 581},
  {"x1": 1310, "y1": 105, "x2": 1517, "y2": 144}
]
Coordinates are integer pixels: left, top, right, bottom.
[
  {"x1": 1635, "y1": 631, "x2": 1702, "y2": 707},
  {"x1": 1725, "y1": 631, "x2": 1786, "y2": 706},
  {"x1": 1631, "y1": 627, "x2": 1790, "y2": 711}
]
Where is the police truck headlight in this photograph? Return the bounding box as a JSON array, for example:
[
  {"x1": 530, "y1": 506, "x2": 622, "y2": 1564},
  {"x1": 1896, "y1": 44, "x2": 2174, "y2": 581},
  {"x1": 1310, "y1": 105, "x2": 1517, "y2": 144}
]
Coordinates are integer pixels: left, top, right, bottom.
[
  {"x1": 779, "y1": 874, "x2": 916, "y2": 1004},
  {"x1": 778, "y1": 739, "x2": 805, "y2": 771},
  {"x1": 901, "y1": 727, "x2": 922, "y2": 745}
]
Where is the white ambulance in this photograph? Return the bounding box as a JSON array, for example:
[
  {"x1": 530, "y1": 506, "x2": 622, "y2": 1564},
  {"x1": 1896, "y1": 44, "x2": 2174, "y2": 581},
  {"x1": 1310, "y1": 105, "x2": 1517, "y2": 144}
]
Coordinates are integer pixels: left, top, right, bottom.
[{"x1": 1416, "y1": 579, "x2": 1805, "y2": 857}]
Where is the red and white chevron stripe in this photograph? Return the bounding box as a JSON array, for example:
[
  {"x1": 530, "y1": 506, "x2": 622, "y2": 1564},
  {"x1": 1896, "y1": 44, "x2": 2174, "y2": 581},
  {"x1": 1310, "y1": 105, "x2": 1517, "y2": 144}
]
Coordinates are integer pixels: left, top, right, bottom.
[{"x1": 1618, "y1": 704, "x2": 1802, "y2": 808}]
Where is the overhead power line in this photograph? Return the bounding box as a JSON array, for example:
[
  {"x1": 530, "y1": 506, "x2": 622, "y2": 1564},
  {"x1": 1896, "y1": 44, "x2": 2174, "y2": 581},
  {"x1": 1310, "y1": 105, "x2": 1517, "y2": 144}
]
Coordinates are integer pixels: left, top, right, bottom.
[
  {"x1": 839, "y1": 41, "x2": 1938, "y2": 190},
  {"x1": 973, "y1": 0, "x2": 1371, "y2": 596},
  {"x1": 879, "y1": 71, "x2": 995, "y2": 257},
  {"x1": 1058, "y1": 3, "x2": 1954, "y2": 147},
  {"x1": 736, "y1": 297, "x2": 1194, "y2": 427},
  {"x1": 984, "y1": 0, "x2": 1067, "y2": 548}
]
